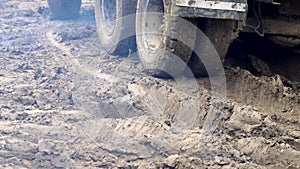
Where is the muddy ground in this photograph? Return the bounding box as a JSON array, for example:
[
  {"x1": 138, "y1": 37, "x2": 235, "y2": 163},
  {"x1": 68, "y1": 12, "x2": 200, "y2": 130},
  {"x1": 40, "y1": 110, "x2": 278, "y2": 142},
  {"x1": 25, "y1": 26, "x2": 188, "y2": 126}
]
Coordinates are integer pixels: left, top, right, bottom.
[{"x1": 0, "y1": 0, "x2": 299, "y2": 168}]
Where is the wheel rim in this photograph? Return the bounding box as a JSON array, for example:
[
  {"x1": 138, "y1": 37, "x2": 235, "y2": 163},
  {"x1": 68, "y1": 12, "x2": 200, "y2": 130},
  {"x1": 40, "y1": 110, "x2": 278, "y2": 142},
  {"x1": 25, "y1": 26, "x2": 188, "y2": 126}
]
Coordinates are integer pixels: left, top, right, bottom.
[
  {"x1": 141, "y1": 0, "x2": 164, "y2": 63},
  {"x1": 102, "y1": 0, "x2": 116, "y2": 35}
]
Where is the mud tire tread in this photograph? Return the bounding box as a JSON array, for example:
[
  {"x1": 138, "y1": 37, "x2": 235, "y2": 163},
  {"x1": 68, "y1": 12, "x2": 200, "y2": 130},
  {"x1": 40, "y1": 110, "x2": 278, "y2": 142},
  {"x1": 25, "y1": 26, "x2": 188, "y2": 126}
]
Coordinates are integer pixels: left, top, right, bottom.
[
  {"x1": 189, "y1": 19, "x2": 241, "y2": 77},
  {"x1": 136, "y1": 1, "x2": 196, "y2": 78}
]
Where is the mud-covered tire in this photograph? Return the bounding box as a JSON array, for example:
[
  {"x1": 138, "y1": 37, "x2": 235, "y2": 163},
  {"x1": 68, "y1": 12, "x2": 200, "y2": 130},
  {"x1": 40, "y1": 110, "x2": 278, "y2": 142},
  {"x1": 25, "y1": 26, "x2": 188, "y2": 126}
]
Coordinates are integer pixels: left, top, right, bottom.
[
  {"x1": 189, "y1": 19, "x2": 240, "y2": 77},
  {"x1": 136, "y1": 0, "x2": 196, "y2": 78},
  {"x1": 47, "y1": 0, "x2": 81, "y2": 20},
  {"x1": 95, "y1": 0, "x2": 137, "y2": 56}
]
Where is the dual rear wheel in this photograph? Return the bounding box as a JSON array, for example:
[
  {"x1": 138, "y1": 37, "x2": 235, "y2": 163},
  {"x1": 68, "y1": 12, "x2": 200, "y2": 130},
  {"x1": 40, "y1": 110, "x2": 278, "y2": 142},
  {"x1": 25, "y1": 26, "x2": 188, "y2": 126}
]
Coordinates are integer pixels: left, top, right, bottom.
[{"x1": 95, "y1": 0, "x2": 197, "y2": 78}]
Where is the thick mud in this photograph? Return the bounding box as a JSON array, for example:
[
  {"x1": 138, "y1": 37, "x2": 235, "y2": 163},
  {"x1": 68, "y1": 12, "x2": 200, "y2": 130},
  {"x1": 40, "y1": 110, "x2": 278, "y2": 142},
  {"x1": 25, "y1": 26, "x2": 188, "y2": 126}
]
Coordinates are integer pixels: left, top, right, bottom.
[{"x1": 0, "y1": 0, "x2": 299, "y2": 168}]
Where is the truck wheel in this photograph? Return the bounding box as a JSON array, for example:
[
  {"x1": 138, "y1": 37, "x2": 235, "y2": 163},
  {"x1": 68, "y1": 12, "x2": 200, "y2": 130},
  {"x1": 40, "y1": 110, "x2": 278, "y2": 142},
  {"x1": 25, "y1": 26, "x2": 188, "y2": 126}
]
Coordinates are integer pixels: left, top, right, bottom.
[
  {"x1": 47, "y1": 0, "x2": 81, "y2": 20},
  {"x1": 95, "y1": 0, "x2": 137, "y2": 56},
  {"x1": 189, "y1": 19, "x2": 240, "y2": 76},
  {"x1": 136, "y1": 0, "x2": 196, "y2": 78}
]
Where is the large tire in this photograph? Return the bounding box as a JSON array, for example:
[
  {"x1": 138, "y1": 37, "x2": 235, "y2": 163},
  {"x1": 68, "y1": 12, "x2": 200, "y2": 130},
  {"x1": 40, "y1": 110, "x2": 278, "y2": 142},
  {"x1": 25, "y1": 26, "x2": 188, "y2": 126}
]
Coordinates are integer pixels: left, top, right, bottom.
[
  {"x1": 136, "y1": 0, "x2": 196, "y2": 78},
  {"x1": 47, "y1": 0, "x2": 81, "y2": 20},
  {"x1": 189, "y1": 19, "x2": 240, "y2": 76},
  {"x1": 95, "y1": 0, "x2": 137, "y2": 56}
]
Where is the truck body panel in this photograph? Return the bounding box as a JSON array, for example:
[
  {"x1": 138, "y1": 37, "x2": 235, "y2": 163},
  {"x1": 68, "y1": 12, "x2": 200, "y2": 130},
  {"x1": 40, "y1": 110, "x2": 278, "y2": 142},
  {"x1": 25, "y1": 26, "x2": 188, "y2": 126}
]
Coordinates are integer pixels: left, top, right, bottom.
[{"x1": 173, "y1": 0, "x2": 248, "y2": 20}]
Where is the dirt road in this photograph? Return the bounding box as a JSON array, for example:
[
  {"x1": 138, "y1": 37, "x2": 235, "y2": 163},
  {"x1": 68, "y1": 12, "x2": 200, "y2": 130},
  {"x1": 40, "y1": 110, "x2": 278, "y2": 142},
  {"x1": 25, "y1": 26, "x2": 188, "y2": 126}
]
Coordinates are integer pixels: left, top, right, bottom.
[{"x1": 0, "y1": 0, "x2": 299, "y2": 168}]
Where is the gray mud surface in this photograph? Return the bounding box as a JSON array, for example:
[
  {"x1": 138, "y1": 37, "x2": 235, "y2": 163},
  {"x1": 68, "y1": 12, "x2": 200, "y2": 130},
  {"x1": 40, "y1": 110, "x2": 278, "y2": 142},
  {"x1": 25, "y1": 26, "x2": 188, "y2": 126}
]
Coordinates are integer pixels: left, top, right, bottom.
[{"x1": 0, "y1": 0, "x2": 299, "y2": 168}]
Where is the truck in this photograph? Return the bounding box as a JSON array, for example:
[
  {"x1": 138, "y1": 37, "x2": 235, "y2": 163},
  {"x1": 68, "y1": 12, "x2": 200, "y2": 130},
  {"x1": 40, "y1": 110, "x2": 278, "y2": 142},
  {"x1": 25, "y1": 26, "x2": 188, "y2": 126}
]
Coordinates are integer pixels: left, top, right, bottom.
[{"x1": 47, "y1": 0, "x2": 300, "y2": 78}]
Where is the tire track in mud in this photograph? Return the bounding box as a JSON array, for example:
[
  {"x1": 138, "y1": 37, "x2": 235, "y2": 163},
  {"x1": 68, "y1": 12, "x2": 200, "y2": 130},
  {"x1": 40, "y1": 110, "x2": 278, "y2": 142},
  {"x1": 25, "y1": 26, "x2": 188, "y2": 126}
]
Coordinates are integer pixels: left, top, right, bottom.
[
  {"x1": 38, "y1": 18, "x2": 220, "y2": 158},
  {"x1": 43, "y1": 24, "x2": 112, "y2": 82},
  {"x1": 38, "y1": 20, "x2": 172, "y2": 157}
]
